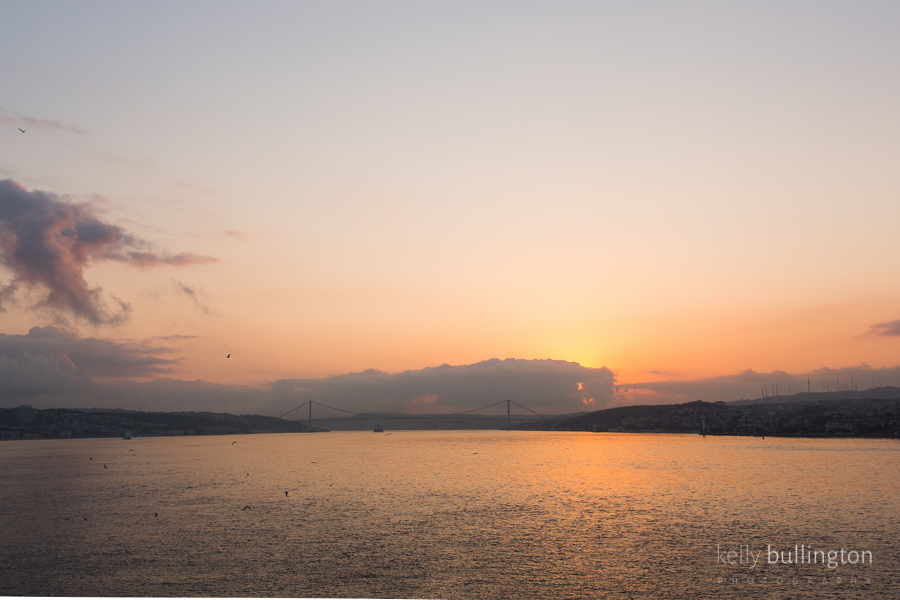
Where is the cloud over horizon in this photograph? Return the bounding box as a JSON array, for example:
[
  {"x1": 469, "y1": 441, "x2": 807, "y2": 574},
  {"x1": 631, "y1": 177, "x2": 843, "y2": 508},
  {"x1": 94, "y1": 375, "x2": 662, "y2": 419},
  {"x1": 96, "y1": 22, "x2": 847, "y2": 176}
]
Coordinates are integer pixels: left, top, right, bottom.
[
  {"x1": 271, "y1": 358, "x2": 617, "y2": 415},
  {"x1": 4, "y1": 326, "x2": 900, "y2": 417},
  {"x1": 0, "y1": 179, "x2": 217, "y2": 324},
  {"x1": 0, "y1": 326, "x2": 180, "y2": 401},
  {"x1": 0, "y1": 348, "x2": 617, "y2": 415},
  {"x1": 620, "y1": 365, "x2": 900, "y2": 405}
]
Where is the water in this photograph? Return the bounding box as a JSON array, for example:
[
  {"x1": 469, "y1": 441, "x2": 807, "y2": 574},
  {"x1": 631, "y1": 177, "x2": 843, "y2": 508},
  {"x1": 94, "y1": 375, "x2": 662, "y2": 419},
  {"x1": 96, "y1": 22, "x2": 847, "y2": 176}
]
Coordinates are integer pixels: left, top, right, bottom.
[{"x1": 1, "y1": 431, "x2": 898, "y2": 598}]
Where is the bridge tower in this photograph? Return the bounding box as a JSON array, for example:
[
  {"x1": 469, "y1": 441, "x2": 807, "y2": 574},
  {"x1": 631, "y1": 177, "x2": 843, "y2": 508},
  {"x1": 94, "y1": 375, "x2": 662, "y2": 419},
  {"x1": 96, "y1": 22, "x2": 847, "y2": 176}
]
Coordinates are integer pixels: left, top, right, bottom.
[{"x1": 507, "y1": 399, "x2": 511, "y2": 431}]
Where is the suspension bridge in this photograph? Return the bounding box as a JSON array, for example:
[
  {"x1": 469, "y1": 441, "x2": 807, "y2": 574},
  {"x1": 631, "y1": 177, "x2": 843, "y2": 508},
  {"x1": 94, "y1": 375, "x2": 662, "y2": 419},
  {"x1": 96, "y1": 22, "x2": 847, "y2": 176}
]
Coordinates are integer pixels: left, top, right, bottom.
[{"x1": 277, "y1": 399, "x2": 551, "y2": 431}]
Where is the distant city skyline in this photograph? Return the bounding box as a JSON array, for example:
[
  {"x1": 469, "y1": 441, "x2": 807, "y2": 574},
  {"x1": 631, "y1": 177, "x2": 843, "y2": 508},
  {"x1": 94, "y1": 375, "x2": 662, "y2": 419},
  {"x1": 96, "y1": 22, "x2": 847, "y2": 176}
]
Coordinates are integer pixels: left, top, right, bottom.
[{"x1": 2, "y1": 1, "x2": 900, "y2": 414}]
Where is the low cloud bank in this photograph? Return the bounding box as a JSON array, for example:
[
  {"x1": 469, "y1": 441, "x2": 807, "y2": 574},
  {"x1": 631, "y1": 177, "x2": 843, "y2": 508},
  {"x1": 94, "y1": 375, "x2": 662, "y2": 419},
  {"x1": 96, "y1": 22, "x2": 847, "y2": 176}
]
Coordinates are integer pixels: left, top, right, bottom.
[
  {"x1": 0, "y1": 332, "x2": 617, "y2": 415},
  {"x1": 620, "y1": 365, "x2": 900, "y2": 405},
  {"x1": 4, "y1": 326, "x2": 900, "y2": 416},
  {"x1": 271, "y1": 359, "x2": 617, "y2": 416},
  {"x1": 0, "y1": 325, "x2": 179, "y2": 402}
]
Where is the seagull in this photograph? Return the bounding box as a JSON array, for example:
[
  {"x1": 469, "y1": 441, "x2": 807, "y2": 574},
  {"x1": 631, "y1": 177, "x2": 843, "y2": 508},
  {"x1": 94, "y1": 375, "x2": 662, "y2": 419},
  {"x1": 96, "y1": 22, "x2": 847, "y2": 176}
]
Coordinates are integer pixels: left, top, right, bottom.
[
  {"x1": 284, "y1": 488, "x2": 300, "y2": 496},
  {"x1": 232, "y1": 441, "x2": 237, "y2": 445},
  {"x1": 153, "y1": 513, "x2": 158, "y2": 518},
  {"x1": 104, "y1": 464, "x2": 108, "y2": 469},
  {"x1": 242, "y1": 505, "x2": 252, "y2": 511},
  {"x1": 227, "y1": 354, "x2": 231, "y2": 358},
  {"x1": 18, "y1": 128, "x2": 25, "y2": 133}
]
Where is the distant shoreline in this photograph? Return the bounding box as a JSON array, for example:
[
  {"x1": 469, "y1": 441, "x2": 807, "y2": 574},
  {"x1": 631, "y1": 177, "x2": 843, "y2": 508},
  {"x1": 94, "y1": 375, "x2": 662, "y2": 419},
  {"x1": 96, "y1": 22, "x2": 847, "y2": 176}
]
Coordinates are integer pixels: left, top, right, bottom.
[{"x1": 3, "y1": 392, "x2": 900, "y2": 440}]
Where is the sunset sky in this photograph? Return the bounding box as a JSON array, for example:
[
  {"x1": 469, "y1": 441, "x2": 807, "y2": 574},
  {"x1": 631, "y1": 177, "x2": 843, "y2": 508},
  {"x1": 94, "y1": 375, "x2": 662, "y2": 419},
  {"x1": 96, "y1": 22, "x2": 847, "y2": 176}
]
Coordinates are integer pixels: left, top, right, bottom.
[{"x1": 2, "y1": 1, "x2": 900, "y2": 415}]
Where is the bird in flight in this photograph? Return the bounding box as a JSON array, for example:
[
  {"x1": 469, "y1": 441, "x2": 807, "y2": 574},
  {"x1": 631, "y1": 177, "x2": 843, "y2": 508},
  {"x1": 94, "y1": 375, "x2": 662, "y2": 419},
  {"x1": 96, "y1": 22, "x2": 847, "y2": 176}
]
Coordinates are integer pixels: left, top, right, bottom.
[
  {"x1": 227, "y1": 354, "x2": 231, "y2": 358},
  {"x1": 232, "y1": 441, "x2": 237, "y2": 445},
  {"x1": 18, "y1": 128, "x2": 25, "y2": 133}
]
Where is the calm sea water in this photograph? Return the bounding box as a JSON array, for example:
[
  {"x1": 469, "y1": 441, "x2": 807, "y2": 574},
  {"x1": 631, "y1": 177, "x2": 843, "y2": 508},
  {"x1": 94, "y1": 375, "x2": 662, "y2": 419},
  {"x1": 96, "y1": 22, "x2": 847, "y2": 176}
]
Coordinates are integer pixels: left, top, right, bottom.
[{"x1": 1, "y1": 431, "x2": 898, "y2": 599}]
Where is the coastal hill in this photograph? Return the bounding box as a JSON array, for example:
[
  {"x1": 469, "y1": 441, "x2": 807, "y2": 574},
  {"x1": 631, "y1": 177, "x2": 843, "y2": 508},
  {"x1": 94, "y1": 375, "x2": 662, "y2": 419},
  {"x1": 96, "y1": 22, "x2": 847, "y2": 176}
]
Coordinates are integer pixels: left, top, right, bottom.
[
  {"x1": 553, "y1": 389, "x2": 900, "y2": 437},
  {"x1": 0, "y1": 407, "x2": 321, "y2": 439}
]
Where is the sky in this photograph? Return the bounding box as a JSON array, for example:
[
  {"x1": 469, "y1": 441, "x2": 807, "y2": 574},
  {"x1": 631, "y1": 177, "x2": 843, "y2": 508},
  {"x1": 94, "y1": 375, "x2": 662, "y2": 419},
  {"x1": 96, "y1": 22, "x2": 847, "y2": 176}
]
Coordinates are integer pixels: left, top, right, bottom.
[{"x1": 2, "y1": 1, "x2": 900, "y2": 416}]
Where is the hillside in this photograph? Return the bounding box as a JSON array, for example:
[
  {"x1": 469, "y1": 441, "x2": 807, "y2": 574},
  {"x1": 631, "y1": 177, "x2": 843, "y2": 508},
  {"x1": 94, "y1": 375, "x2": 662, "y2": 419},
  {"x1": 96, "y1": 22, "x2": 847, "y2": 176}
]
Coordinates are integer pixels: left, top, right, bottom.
[{"x1": 553, "y1": 396, "x2": 900, "y2": 437}]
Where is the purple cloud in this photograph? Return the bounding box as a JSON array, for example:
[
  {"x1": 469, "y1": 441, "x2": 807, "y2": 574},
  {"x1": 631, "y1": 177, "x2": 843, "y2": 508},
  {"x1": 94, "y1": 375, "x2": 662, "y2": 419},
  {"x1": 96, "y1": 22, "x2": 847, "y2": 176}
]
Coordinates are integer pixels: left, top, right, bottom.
[
  {"x1": 0, "y1": 179, "x2": 217, "y2": 324},
  {"x1": 0, "y1": 326, "x2": 180, "y2": 401},
  {"x1": 271, "y1": 358, "x2": 617, "y2": 415},
  {"x1": 867, "y1": 319, "x2": 900, "y2": 336}
]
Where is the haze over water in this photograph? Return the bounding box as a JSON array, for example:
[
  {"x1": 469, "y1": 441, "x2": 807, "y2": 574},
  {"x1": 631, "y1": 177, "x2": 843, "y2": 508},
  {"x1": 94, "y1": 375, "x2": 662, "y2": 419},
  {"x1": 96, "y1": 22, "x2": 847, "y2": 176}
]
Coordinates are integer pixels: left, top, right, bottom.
[{"x1": 1, "y1": 431, "x2": 897, "y2": 599}]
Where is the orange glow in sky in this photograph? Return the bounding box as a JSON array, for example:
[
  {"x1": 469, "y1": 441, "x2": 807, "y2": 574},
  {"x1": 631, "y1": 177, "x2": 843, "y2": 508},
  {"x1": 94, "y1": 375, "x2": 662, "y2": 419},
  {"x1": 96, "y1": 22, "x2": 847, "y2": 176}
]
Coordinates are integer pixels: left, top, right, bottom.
[{"x1": 2, "y1": 2, "x2": 900, "y2": 412}]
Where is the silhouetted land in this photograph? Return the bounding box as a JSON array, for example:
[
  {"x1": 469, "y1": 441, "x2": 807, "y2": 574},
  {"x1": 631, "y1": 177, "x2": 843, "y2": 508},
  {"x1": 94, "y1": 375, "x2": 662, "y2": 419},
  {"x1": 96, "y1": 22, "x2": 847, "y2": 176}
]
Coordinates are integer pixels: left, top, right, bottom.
[
  {"x1": 551, "y1": 388, "x2": 900, "y2": 438},
  {"x1": 0, "y1": 407, "x2": 324, "y2": 439},
  {"x1": 3, "y1": 388, "x2": 900, "y2": 439}
]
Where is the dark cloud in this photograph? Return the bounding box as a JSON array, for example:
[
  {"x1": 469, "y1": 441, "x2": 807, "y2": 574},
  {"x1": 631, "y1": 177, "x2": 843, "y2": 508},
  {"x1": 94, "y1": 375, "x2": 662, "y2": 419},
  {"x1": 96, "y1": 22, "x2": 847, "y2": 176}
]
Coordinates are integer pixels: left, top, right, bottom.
[
  {"x1": 0, "y1": 179, "x2": 218, "y2": 324},
  {"x1": 0, "y1": 326, "x2": 180, "y2": 402},
  {"x1": 91, "y1": 378, "x2": 269, "y2": 414},
  {"x1": 867, "y1": 319, "x2": 900, "y2": 336},
  {"x1": 2, "y1": 356, "x2": 616, "y2": 413},
  {"x1": 0, "y1": 335, "x2": 617, "y2": 413},
  {"x1": 271, "y1": 358, "x2": 617, "y2": 415}
]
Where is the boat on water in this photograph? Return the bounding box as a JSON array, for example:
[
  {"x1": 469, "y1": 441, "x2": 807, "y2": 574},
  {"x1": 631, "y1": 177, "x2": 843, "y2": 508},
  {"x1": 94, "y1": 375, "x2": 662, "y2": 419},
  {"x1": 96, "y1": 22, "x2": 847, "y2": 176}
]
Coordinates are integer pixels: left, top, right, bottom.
[
  {"x1": 123, "y1": 430, "x2": 133, "y2": 440},
  {"x1": 374, "y1": 425, "x2": 383, "y2": 432}
]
